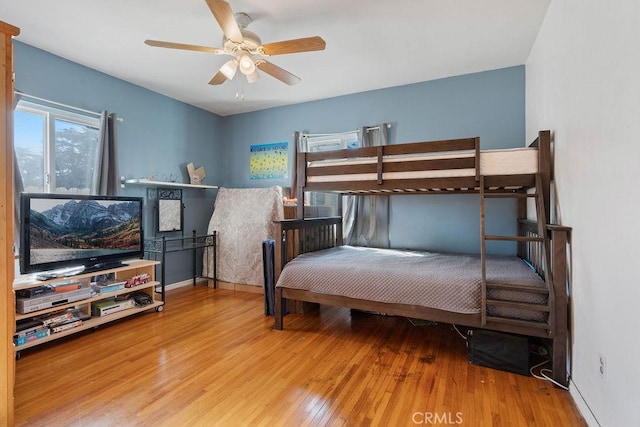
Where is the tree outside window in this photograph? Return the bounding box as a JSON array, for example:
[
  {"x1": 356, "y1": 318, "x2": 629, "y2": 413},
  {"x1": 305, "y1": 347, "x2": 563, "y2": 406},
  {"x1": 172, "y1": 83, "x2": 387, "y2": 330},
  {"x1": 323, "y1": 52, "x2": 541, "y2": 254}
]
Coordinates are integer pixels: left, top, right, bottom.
[{"x1": 14, "y1": 101, "x2": 100, "y2": 194}]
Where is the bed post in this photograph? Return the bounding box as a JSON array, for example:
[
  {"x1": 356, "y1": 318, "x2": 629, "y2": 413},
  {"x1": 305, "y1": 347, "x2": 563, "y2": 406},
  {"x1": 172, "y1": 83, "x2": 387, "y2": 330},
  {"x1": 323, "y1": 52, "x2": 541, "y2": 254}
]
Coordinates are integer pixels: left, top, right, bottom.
[
  {"x1": 474, "y1": 136, "x2": 480, "y2": 182},
  {"x1": 273, "y1": 217, "x2": 343, "y2": 330},
  {"x1": 273, "y1": 221, "x2": 285, "y2": 329},
  {"x1": 549, "y1": 224, "x2": 571, "y2": 388},
  {"x1": 275, "y1": 287, "x2": 284, "y2": 330},
  {"x1": 296, "y1": 152, "x2": 306, "y2": 219},
  {"x1": 273, "y1": 222, "x2": 284, "y2": 285},
  {"x1": 537, "y1": 130, "x2": 551, "y2": 223}
]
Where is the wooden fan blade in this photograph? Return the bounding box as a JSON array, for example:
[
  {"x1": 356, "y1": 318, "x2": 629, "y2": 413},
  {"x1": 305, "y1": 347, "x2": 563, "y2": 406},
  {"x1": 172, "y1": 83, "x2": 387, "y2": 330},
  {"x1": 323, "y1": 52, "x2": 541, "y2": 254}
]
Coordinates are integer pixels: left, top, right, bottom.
[
  {"x1": 262, "y1": 36, "x2": 326, "y2": 56},
  {"x1": 256, "y1": 60, "x2": 301, "y2": 85},
  {"x1": 205, "y1": 0, "x2": 243, "y2": 43},
  {"x1": 145, "y1": 39, "x2": 225, "y2": 54},
  {"x1": 209, "y1": 71, "x2": 227, "y2": 85}
]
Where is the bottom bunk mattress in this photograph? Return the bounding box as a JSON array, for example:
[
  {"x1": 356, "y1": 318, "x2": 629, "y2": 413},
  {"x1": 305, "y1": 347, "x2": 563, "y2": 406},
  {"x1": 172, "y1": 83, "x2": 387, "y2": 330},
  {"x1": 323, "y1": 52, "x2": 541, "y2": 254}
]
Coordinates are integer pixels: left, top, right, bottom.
[{"x1": 276, "y1": 246, "x2": 547, "y2": 320}]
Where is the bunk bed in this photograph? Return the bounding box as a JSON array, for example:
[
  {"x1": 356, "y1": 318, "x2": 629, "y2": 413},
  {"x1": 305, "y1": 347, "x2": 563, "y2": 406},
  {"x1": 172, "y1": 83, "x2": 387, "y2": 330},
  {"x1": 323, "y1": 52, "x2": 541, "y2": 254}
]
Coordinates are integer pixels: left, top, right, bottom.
[{"x1": 270, "y1": 130, "x2": 571, "y2": 387}]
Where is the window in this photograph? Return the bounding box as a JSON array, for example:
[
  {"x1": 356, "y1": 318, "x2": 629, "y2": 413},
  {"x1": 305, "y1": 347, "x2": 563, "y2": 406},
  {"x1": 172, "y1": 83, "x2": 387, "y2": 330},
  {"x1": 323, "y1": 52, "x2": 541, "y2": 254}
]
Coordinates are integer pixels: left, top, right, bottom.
[
  {"x1": 303, "y1": 131, "x2": 360, "y2": 210},
  {"x1": 14, "y1": 100, "x2": 101, "y2": 194},
  {"x1": 305, "y1": 133, "x2": 360, "y2": 152}
]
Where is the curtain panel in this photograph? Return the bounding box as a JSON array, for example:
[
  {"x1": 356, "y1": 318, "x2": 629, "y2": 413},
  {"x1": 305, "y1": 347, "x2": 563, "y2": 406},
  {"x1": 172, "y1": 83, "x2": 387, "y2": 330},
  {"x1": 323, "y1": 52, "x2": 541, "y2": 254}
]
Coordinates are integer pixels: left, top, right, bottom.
[
  {"x1": 13, "y1": 92, "x2": 24, "y2": 253},
  {"x1": 93, "y1": 111, "x2": 119, "y2": 196},
  {"x1": 290, "y1": 131, "x2": 305, "y2": 200},
  {"x1": 343, "y1": 123, "x2": 390, "y2": 248},
  {"x1": 12, "y1": 99, "x2": 119, "y2": 253},
  {"x1": 293, "y1": 124, "x2": 390, "y2": 248}
]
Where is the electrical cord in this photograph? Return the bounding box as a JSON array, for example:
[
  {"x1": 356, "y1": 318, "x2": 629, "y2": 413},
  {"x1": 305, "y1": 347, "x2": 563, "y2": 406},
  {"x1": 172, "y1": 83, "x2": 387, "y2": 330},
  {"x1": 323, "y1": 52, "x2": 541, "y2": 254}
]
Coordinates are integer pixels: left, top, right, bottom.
[
  {"x1": 452, "y1": 324, "x2": 467, "y2": 341},
  {"x1": 454, "y1": 325, "x2": 568, "y2": 390},
  {"x1": 530, "y1": 358, "x2": 569, "y2": 390}
]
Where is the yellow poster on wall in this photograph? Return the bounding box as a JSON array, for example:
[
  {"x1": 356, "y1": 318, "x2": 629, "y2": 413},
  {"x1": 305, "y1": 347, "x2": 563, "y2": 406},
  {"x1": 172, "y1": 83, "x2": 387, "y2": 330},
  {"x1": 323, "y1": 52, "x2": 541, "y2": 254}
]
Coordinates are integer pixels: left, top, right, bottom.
[{"x1": 250, "y1": 142, "x2": 288, "y2": 179}]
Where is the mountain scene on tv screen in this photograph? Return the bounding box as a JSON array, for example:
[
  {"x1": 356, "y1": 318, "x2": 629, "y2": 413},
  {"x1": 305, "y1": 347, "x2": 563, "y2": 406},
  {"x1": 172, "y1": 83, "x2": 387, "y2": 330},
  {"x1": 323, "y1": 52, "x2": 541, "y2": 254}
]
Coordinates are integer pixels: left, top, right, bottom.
[{"x1": 30, "y1": 200, "x2": 141, "y2": 256}]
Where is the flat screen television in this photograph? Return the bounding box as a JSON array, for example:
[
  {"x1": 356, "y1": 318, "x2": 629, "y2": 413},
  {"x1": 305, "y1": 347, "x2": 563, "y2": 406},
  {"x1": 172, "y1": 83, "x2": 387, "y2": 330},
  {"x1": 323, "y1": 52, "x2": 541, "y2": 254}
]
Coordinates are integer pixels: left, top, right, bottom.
[{"x1": 19, "y1": 193, "x2": 144, "y2": 275}]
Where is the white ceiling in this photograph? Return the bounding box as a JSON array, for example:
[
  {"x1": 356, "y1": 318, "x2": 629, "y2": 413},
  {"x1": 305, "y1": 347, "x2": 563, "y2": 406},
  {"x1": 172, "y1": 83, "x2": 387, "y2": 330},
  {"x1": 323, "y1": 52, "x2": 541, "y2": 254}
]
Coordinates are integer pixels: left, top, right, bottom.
[{"x1": 1, "y1": 0, "x2": 550, "y2": 117}]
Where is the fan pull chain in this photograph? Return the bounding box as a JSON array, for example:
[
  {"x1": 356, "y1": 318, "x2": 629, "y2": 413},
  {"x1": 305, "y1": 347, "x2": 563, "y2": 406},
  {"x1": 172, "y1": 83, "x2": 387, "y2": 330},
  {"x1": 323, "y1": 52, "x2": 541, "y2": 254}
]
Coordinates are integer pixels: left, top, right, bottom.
[{"x1": 235, "y1": 74, "x2": 245, "y2": 100}]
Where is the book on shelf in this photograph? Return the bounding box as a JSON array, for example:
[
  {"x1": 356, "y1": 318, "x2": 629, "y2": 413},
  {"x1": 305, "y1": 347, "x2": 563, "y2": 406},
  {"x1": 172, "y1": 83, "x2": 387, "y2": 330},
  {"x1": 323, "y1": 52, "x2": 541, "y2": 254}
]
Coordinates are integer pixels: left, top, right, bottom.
[
  {"x1": 16, "y1": 285, "x2": 54, "y2": 298},
  {"x1": 14, "y1": 328, "x2": 50, "y2": 346},
  {"x1": 41, "y1": 311, "x2": 75, "y2": 327},
  {"x1": 16, "y1": 318, "x2": 45, "y2": 333},
  {"x1": 51, "y1": 320, "x2": 84, "y2": 334},
  {"x1": 14, "y1": 323, "x2": 47, "y2": 338},
  {"x1": 40, "y1": 308, "x2": 87, "y2": 327},
  {"x1": 53, "y1": 283, "x2": 81, "y2": 292},
  {"x1": 43, "y1": 308, "x2": 91, "y2": 334},
  {"x1": 92, "y1": 280, "x2": 127, "y2": 293}
]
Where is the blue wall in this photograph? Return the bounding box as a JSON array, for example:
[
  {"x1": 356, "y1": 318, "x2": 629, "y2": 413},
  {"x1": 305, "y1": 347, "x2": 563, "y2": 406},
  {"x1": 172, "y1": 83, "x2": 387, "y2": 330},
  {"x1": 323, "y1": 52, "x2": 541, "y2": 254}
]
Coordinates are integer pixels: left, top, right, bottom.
[
  {"x1": 14, "y1": 39, "x2": 526, "y2": 278},
  {"x1": 222, "y1": 66, "x2": 525, "y2": 254},
  {"x1": 14, "y1": 41, "x2": 224, "y2": 283}
]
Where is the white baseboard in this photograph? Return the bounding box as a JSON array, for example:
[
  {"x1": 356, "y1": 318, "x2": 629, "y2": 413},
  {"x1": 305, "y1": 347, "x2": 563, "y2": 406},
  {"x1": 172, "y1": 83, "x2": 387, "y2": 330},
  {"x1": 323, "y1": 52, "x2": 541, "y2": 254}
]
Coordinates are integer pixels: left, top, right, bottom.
[
  {"x1": 569, "y1": 379, "x2": 600, "y2": 427},
  {"x1": 163, "y1": 278, "x2": 263, "y2": 294},
  {"x1": 165, "y1": 278, "x2": 208, "y2": 291},
  {"x1": 216, "y1": 281, "x2": 264, "y2": 294}
]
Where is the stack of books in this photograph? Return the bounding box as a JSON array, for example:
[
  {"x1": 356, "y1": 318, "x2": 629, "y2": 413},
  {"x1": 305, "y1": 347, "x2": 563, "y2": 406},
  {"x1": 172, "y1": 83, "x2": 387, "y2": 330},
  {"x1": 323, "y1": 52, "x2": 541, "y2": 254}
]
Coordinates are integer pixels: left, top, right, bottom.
[
  {"x1": 41, "y1": 308, "x2": 90, "y2": 334},
  {"x1": 14, "y1": 319, "x2": 50, "y2": 346},
  {"x1": 14, "y1": 308, "x2": 92, "y2": 346}
]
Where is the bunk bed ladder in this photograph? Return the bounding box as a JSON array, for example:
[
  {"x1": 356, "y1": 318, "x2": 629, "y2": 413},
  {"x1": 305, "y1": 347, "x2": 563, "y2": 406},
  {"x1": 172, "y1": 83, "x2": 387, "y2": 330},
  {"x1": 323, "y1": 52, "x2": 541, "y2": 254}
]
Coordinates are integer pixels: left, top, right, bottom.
[{"x1": 480, "y1": 174, "x2": 551, "y2": 330}]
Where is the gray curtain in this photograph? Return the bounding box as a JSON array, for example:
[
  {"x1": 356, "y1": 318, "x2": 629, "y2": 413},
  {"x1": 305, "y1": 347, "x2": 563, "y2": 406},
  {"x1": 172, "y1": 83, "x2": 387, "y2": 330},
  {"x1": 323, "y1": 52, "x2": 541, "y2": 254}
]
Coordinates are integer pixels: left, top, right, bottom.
[
  {"x1": 93, "y1": 111, "x2": 119, "y2": 195},
  {"x1": 343, "y1": 123, "x2": 390, "y2": 248},
  {"x1": 13, "y1": 92, "x2": 24, "y2": 254},
  {"x1": 291, "y1": 131, "x2": 306, "y2": 200},
  {"x1": 13, "y1": 92, "x2": 24, "y2": 253}
]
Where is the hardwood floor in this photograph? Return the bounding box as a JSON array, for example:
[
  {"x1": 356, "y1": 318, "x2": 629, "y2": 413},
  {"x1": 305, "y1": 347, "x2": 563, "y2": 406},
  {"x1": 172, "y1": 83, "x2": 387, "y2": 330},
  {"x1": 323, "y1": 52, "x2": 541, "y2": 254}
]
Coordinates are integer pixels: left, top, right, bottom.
[{"x1": 14, "y1": 286, "x2": 585, "y2": 426}]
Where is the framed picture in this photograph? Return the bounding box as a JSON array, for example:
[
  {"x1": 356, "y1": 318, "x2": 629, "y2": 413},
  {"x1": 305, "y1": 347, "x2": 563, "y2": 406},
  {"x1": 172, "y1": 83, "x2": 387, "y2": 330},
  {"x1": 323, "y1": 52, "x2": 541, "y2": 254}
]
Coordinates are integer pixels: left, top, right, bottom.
[
  {"x1": 157, "y1": 188, "x2": 183, "y2": 232},
  {"x1": 249, "y1": 142, "x2": 288, "y2": 180}
]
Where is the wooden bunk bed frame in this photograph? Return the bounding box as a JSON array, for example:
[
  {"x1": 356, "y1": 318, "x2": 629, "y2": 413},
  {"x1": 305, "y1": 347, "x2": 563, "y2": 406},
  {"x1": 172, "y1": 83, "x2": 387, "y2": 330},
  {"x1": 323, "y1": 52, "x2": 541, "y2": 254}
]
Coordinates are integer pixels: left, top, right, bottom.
[{"x1": 272, "y1": 130, "x2": 571, "y2": 387}]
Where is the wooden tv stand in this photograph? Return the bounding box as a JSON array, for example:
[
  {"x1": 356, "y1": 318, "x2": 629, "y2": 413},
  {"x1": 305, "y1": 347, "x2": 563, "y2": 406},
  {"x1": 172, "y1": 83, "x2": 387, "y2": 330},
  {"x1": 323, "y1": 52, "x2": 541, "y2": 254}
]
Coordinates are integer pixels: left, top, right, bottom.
[{"x1": 12, "y1": 259, "x2": 162, "y2": 356}]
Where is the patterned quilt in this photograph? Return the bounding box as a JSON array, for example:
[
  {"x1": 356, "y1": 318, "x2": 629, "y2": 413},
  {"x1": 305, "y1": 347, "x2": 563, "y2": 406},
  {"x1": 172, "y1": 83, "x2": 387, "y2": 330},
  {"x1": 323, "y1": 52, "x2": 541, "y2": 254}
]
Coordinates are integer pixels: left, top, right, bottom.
[{"x1": 204, "y1": 186, "x2": 284, "y2": 286}]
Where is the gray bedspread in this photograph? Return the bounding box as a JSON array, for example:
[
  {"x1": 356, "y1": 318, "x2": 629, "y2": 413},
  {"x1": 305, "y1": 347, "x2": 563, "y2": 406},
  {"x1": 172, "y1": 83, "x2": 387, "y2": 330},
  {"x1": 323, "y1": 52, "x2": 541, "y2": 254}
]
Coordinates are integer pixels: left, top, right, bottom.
[{"x1": 276, "y1": 246, "x2": 546, "y2": 315}]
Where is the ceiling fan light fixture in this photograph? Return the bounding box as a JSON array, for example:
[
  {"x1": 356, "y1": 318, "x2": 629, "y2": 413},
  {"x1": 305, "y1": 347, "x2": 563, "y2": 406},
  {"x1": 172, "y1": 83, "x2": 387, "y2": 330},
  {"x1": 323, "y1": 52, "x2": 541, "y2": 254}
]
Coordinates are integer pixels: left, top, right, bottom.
[
  {"x1": 238, "y1": 53, "x2": 256, "y2": 75},
  {"x1": 220, "y1": 59, "x2": 238, "y2": 80},
  {"x1": 146, "y1": 2, "x2": 326, "y2": 92},
  {"x1": 246, "y1": 69, "x2": 260, "y2": 83}
]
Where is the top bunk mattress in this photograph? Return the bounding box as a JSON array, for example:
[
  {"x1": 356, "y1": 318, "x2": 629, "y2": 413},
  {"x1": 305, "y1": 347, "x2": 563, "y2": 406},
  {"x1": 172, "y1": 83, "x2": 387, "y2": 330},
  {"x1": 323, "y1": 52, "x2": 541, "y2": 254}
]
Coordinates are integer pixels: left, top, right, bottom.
[
  {"x1": 307, "y1": 147, "x2": 538, "y2": 183},
  {"x1": 276, "y1": 246, "x2": 546, "y2": 315}
]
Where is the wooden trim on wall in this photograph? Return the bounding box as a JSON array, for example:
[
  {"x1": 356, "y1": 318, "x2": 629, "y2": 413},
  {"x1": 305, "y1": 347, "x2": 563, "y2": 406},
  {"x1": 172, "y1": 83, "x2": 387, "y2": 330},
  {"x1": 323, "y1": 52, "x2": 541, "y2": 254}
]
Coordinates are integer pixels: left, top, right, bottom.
[{"x1": 0, "y1": 20, "x2": 19, "y2": 427}]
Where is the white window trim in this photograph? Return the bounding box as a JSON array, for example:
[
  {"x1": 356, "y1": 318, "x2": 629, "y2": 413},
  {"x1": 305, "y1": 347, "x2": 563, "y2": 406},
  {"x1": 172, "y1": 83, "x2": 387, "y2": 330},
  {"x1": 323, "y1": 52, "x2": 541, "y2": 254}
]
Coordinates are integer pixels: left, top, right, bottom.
[
  {"x1": 304, "y1": 131, "x2": 361, "y2": 152},
  {"x1": 15, "y1": 100, "x2": 101, "y2": 193},
  {"x1": 301, "y1": 130, "x2": 360, "y2": 210}
]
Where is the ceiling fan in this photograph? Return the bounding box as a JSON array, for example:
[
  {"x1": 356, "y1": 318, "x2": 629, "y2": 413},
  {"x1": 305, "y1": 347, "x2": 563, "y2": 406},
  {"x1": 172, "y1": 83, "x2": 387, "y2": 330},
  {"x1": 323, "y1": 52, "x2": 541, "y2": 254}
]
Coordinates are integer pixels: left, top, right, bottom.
[{"x1": 145, "y1": 0, "x2": 326, "y2": 87}]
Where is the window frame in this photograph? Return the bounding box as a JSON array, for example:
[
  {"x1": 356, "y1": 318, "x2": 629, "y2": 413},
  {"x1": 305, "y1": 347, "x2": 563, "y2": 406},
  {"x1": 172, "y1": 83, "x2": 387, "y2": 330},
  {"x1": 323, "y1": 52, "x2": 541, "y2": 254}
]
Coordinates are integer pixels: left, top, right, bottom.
[
  {"x1": 302, "y1": 131, "x2": 360, "y2": 210},
  {"x1": 15, "y1": 100, "x2": 101, "y2": 193}
]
